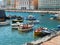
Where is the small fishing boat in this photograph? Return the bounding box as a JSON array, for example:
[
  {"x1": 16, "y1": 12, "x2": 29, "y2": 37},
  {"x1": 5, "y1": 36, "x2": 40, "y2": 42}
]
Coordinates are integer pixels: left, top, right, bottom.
[
  {"x1": 12, "y1": 22, "x2": 34, "y2": 30},
  {"x1": 27, "y1": 15, "x2": 40, "y2": 24},
  {"x1": 18, "y1": 24, "x2": 33, "y2": 32},
  {"x1": 6, "y1": 15, "x2": 17, "y2": 19},
  {"x1": 12, "y1": 16, "x2": 23, "y2": 23},
  {"x1": 57, "y1": 25, "x2": 60, "y2": 28},
  {"x1": 28, "y1": 20, "x2": 40, "y2": 24},
  {"x1": 50, "y1": 25, "x2": 60, "y2": 32},
  {"x1": 50, "y1": 14, "x2": 60, "y2": 20},
  {"x1": 12, "y1": 24, "x2": 19, "y2": 29},
  {"x1": 11, "y1": 22, "x2": 23, "y2": 29},
  {"x1": 34, "y1": 27, "x2": 48, "y2": 36},
  {"x1": 0, "y1": 20, "x2": 10, "y2": 26},
  {"x1": 12, "y1": 19, "x2": 23, "y2": 23},
  {"x1": 50, "y1": 17, "x2": 54, "y2": 20},
  {"x1": 26, "y1": 15, "x2": 36, "y2": 20}
]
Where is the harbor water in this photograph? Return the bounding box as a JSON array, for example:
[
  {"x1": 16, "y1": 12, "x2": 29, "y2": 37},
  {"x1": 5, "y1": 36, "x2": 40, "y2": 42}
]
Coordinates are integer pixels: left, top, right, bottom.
[{"x1": 0, "y1": 11, "x2": 60, "y2": 45}]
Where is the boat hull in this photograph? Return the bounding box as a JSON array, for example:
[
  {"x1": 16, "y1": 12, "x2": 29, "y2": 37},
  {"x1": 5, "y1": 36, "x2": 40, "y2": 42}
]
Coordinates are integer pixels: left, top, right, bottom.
[
  {"x1": 28, "y1": 20, "x2": 40, "y2": 24},
  {"x1": 34, "y1": 32, "x2": 42, "y2": 36},
  {"x1": 18, "y1": 28, "x2": 32, "y2": 32},
  {"x1": 34, "y1": 31, "x2": 51, "y2": 37},
  {"x1": 0, "y1": 23, "x2": 10, "y2": 26},
  {"x1": 12, "y1": 20, "x2": 23, "y2": 23},
  {"x1": 0, "y1": 21, "x2": 10, "y2": 26},
  {"x1": 12, "y1": 27, "x2": 18, "y2": 30}
]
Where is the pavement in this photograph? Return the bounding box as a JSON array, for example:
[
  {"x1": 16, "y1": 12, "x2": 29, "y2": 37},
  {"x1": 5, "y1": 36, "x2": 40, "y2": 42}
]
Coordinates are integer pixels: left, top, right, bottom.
[{"x1": 41, "y1": 35, "x2": 60, "y2": 45}]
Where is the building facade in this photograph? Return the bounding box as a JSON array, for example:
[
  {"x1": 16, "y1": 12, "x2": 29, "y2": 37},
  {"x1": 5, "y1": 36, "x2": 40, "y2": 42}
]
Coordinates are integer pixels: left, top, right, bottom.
[
  {"x1": 3, "y1": 0, "x2": 14, "y2": 9},
  {"x1": 16, "y1": 0, "x2": 30, "y2": 9},
  {"x1": 38, "y1": 0, "x2": 60, "y2": 10},
  {"x1": 2, "y1": 0, "x2": 38, "y2": 10},
  {"x1": 16, "y1": 0, "x2": 38, "y2": 10}
]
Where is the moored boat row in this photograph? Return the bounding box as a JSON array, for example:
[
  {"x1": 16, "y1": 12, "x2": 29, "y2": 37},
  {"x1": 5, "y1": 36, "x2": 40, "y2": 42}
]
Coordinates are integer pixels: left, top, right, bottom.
[
  {"x1": 11, "y1": 15, "x2": 40, "y2": 32},
  {"x1": 12, "y1": 22, "x2": 34, "y2": 32}
]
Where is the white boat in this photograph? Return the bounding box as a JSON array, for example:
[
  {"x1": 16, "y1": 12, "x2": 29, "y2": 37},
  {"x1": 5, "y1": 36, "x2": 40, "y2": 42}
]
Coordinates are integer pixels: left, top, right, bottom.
[
  {"x1": 50, "y1": 14, "x2": 60, "y2": 20},
  {"x1": 12, "y1": 19, "x2": 23, "y2": 23},
  {"x1": 11, "y1": 22, "x2": 23, "y2": 29},
  {"x1": 28, "y1": 20, "x2": 40, "y2": 24},
  {"x1": 0, "y1": 21, "x2": 10, "y2": 26},
  {"x1": 50, "y1": 17, "x2": 54, "y2": 20},
  {"x1": 57, "y1": 25, "x2": 60, "y2": 28},
  {"x1": 12, "y1": 22, "x2": 34, "y2": 30},
  {"x1": 18, "y1": 24, "x2": 33, "y2": 32},
  {"x1": 26, "y1": 15, "x2": 36, "y2": 20},
  {"x1": 12, "y1": 16, "x2": 23, "y2": 23},
  {"x1": 18, "y1": 27, "x2": 32, "y2": 32}
]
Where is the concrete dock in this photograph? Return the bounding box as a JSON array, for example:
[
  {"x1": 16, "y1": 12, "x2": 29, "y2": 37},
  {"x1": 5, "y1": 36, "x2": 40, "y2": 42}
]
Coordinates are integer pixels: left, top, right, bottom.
[
  {"x1": 24, "y1": 31, "x2": 60, "y2": 45},
  {"x1": 41, "y1": 35, "x2": 60, "y2": 45},
  {"x1": 5, "y1": 10, "x2": 60, "y2": 13}
]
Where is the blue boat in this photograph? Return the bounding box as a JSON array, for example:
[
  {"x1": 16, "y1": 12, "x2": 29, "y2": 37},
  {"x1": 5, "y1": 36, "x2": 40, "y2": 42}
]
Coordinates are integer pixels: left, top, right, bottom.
[
  {"x1": 57, "y1": 25, "x2": 60, "y2": 28},
  {"x1": 0, "y1": 10, "x2": 6, "y2": 22},
  {"x1": 26, "y1": 15, "x2": 36, "y2": 20}
]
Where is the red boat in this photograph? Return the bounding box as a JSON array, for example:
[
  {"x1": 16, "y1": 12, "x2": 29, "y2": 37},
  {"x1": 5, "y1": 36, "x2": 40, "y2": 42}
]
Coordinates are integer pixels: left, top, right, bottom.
[
  {"x1": 18, "y1": 24, "x2": 33, "y2": 32},
  {"x1": 34, "y1": 27, "x2": 48, "y2": 36}
]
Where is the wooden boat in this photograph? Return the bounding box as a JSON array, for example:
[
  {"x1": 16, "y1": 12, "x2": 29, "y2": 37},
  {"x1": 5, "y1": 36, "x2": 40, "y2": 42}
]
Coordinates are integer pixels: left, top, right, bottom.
[
  {"x1": 18, "y1": 24, "x2": 33, "y2": 32},
  {"x1": 0, "y1": 20, "x2": 10, "y2": 26},
  {"x1": 12, "y1": 16, "x2": 23, "y2": 23},
  {"x1": 34, "y1": 27, "x2": 48, "y2": 36}
]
